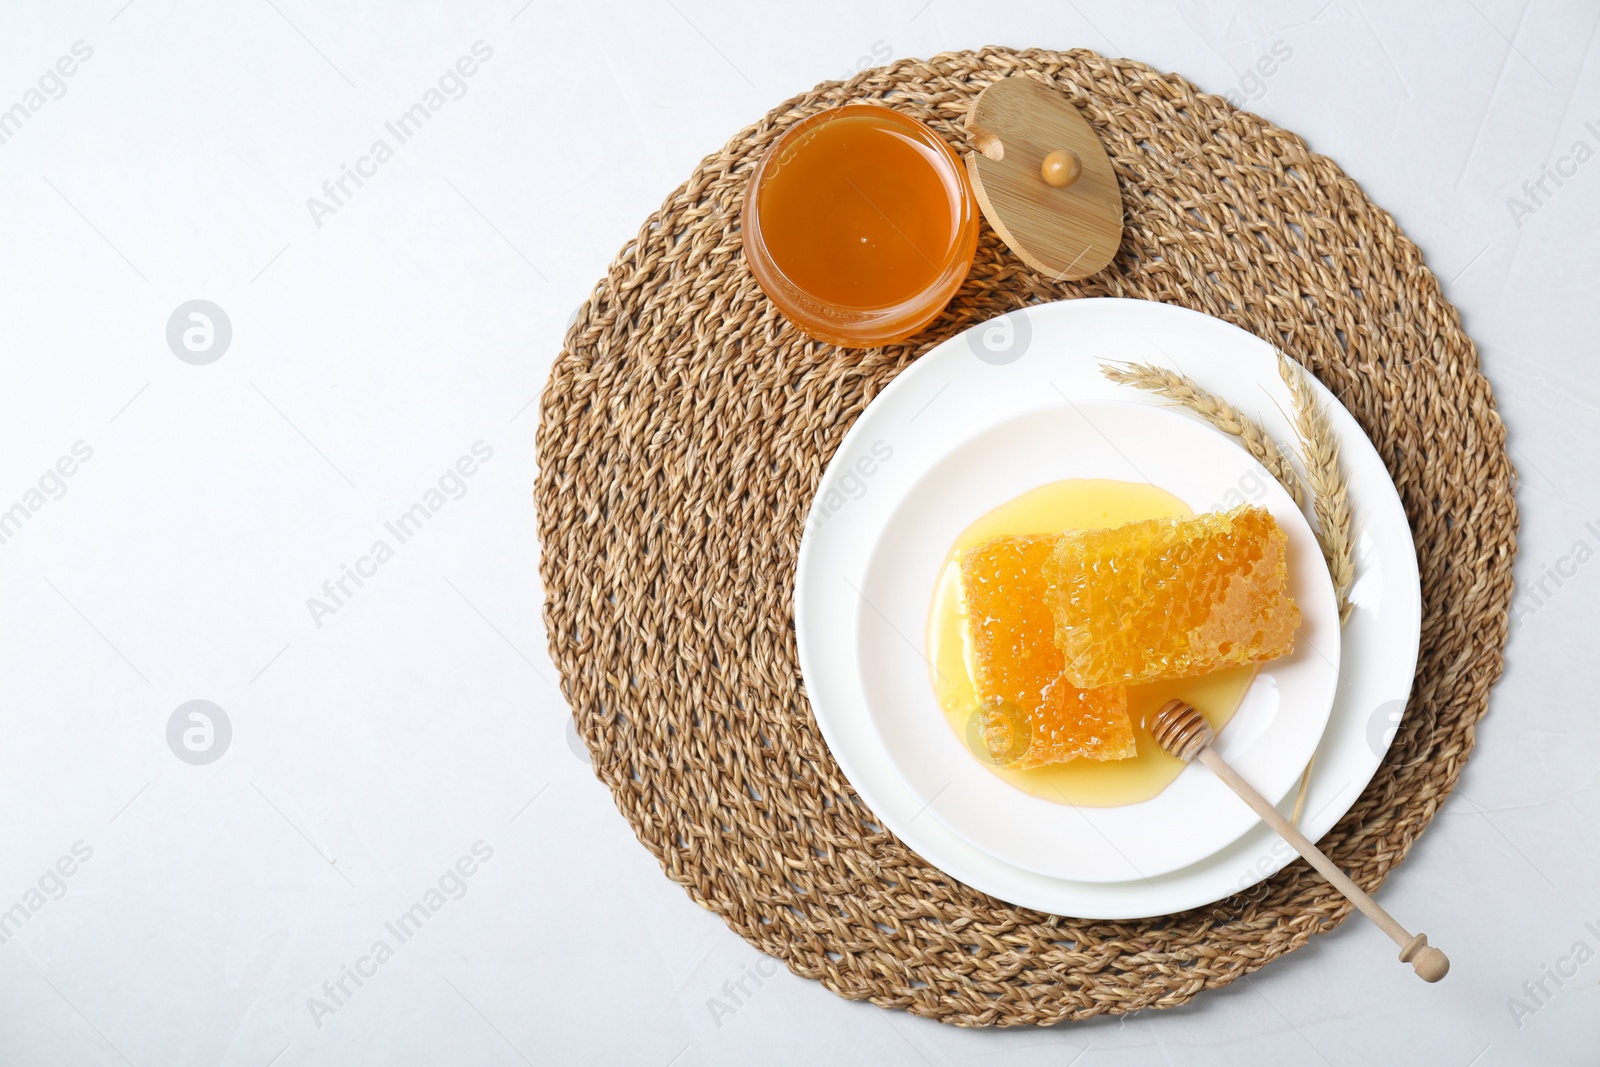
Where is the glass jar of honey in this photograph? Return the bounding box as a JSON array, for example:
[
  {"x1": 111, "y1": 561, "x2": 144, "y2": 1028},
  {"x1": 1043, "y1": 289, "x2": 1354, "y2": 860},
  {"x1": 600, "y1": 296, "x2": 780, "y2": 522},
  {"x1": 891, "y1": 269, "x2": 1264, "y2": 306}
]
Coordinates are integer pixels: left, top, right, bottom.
[{"x1": 742, "y1": 104, "x2": 979, "y2": 348}]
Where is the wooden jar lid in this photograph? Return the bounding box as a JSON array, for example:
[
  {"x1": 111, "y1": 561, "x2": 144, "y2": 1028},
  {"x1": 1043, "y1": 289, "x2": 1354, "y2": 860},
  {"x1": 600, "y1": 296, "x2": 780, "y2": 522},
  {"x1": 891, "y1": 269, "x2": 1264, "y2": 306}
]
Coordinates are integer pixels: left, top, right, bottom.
[{"x1": 965, "y1": 76, "x2": 1124, "y2": 280}]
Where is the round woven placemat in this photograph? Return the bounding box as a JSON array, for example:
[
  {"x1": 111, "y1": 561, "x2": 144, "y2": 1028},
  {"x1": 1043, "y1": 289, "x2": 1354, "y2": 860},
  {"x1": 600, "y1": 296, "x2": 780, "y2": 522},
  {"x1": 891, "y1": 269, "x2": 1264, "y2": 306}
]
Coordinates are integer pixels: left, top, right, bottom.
[{"x1": 536, "y1": 47, "x2": 1517, "y2": 1026}]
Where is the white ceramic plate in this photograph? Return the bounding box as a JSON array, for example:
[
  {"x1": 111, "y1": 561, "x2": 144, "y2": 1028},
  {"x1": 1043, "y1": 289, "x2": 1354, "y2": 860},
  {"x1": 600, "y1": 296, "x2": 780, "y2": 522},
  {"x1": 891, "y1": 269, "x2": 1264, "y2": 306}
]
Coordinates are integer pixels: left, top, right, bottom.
[
  {"x1": 855, "y1": 401, "x2": 1340, "y2": 882},
  {"x1": 794, "y1": 298, "x2": 1422, "y2": 919}
]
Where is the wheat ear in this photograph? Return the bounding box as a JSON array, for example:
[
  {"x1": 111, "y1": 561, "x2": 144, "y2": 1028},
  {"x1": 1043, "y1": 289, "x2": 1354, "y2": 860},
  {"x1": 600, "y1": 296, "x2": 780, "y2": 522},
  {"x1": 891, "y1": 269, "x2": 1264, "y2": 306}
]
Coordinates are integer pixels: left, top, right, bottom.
[
  {"x1": 1275, "y1": 350, "x2": 1355, "y2": 622},
  {"x1": 1100, "y1": 362, "x2": 1306, "y2": 508}
]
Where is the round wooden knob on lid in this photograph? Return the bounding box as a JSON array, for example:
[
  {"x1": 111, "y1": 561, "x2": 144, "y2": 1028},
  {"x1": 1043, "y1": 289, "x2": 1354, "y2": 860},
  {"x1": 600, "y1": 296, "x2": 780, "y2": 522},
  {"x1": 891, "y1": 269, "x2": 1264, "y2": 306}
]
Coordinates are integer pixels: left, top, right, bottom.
[
  {"x1": 965, "y1": 77, "x2": 1123, "y2": 280},
  {"x1": 1040, "y1": 149, "x2": 1082, "y2": 188}
]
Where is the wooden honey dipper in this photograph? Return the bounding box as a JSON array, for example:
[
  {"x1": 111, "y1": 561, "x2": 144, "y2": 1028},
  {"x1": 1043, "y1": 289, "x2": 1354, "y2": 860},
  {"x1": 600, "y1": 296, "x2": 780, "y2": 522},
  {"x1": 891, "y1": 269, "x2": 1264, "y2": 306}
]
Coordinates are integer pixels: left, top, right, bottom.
[{"x1": 1150, "y1": 699, "x2": 1450, "y2": 982}]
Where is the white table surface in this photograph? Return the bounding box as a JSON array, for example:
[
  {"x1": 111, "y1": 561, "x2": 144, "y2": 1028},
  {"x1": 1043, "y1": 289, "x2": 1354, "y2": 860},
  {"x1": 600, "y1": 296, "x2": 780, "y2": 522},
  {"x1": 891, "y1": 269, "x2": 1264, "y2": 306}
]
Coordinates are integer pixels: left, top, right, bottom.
[{"x1": 0, "y1": 1, "x2": 1594, "y2": 1064}]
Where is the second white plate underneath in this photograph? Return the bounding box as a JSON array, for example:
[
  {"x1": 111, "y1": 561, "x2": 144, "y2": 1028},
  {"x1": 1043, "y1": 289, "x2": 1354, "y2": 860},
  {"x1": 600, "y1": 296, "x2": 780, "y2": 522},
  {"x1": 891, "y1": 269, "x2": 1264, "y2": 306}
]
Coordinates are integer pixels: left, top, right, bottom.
[{"x1": 794, "y1": 297, "x2": 1422, "y2": 918}]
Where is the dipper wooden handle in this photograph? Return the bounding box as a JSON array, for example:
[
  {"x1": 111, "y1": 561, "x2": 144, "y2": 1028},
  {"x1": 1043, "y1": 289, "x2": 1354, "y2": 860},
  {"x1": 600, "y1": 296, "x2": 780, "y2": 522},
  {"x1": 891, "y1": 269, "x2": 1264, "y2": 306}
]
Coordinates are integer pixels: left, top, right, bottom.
[{"x1": 1151, "y1": 699, "x2": 1449, "y2": 983}]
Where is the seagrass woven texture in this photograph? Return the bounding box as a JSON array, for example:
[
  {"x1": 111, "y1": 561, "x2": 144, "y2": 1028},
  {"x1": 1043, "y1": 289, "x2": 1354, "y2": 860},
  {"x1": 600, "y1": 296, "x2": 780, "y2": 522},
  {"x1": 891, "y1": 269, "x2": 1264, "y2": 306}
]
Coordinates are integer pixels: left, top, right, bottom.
[{"x1": 535, "y1": 47, "x2": 1518, "y2": 1026}]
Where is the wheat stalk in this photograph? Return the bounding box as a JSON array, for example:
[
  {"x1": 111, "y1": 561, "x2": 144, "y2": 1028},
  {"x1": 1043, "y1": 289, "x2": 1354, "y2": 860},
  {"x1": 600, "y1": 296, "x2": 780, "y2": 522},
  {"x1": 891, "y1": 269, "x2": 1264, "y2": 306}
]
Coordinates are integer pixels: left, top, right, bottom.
[
  {"x1": 1100, "y1": 357, "x2": 1355, "y2": 620},
  {"x1": 1276, "y1": 350, "x2": 1355, "y2": 622},
  {"x1": 1100, "y1": 362, "x2": 1306, "y2": 508}
]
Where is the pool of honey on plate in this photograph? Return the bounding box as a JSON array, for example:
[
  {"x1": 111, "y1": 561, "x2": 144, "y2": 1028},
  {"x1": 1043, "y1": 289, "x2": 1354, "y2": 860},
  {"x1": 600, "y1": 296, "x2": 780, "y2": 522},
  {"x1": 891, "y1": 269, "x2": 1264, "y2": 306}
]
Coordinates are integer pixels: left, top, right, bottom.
[{"x1": 926, "y1": 478, "x2": 1258, "y2": 807}]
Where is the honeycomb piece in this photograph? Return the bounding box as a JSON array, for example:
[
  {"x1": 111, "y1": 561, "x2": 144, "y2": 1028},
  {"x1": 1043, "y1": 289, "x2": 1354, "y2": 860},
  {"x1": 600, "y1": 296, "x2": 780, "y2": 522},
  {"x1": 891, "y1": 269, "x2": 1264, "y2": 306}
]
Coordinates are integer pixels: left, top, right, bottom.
[
  {"x1": 1044, "y1": 505, "x2": 1301, "y2": 689},
  {"x1": 961, "y1": 535, "x2": 1135, "y2": 767}
]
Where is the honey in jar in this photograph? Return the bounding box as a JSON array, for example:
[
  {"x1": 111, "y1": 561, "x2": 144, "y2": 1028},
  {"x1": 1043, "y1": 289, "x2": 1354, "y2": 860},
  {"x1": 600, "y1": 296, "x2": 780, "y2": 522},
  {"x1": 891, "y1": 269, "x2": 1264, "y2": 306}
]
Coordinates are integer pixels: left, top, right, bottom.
[{"x1": 742, "y1": 105, "x2": 979, "y2": 347}]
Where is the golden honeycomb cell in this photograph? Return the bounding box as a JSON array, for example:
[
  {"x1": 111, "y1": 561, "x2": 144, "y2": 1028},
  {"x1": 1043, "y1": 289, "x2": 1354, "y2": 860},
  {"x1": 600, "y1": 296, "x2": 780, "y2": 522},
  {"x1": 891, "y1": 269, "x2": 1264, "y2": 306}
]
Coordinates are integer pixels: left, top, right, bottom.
[
  {"x1": 1043, "y1": 505, "x2": 1301, "y2": 689},
  {"x1": 960, "y1": 534, "x2": 1135, "y2": 767}
]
